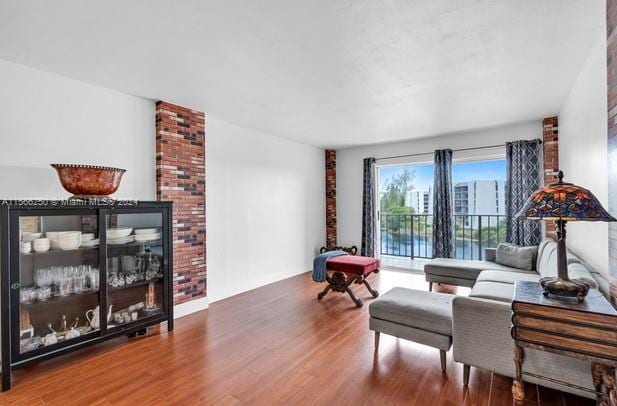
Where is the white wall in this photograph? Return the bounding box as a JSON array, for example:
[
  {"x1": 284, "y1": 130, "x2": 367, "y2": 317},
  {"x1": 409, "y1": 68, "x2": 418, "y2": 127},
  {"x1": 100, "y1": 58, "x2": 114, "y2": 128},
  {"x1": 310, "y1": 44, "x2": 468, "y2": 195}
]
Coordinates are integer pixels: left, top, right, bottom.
[
  {"x1": 558, "y1": 33, "x2": 609, "y2": 275},
  {"x1": 0, "y1": 59, "x2": 326, "y2": 307},
  {"x1": 0, "y1": 59, "x2": 155, "y2": 200},
  {"x1": 206, "y1": 117, "x2": 325, "y2": 302},
  {"x1": 337, "y1": 121, "x2": 542, "y2": 247}
]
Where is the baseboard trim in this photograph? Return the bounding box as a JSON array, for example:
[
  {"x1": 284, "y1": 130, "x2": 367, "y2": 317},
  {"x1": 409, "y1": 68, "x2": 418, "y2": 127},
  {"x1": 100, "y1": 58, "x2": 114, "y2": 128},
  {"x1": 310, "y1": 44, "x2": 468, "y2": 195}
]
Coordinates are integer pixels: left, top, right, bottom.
[
  {"x1": 173, "y1": 296, "x2": 209, "y2": 319},
  {"x1": 208, "y1": 269, "x2": 310, "y2": 303}
]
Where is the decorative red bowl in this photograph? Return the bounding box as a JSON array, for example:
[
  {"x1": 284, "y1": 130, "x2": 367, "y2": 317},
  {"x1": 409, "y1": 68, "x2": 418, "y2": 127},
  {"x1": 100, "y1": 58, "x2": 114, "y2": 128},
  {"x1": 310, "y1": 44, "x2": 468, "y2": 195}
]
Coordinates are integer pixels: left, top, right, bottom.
[{"x1": 51, "y1": 164, "x2": 126, "y2": 198}]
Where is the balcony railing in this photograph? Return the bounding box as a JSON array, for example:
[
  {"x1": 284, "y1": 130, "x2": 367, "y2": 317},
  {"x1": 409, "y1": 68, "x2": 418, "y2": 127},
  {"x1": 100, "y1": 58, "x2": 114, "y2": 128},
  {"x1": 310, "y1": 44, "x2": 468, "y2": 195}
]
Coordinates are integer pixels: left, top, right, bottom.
[{"x1": 380, "y1": 213, "x2": 507, "y2": 260}]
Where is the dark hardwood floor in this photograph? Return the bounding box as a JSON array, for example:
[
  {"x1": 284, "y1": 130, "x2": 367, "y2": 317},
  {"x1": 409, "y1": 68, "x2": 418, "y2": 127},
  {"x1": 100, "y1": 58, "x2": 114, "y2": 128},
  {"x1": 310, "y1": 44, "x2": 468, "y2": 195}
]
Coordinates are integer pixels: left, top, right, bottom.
[{"x1": 1, "y1": 270, "x2": 594, "y2": 405}]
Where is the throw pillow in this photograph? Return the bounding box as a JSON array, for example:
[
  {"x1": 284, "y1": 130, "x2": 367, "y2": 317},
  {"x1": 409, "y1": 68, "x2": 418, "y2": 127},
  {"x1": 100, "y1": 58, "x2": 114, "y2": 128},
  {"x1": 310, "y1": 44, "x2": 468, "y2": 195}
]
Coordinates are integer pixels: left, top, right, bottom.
[{"x1": 495, "y1": 243, "x2": 538, "y2": 271}]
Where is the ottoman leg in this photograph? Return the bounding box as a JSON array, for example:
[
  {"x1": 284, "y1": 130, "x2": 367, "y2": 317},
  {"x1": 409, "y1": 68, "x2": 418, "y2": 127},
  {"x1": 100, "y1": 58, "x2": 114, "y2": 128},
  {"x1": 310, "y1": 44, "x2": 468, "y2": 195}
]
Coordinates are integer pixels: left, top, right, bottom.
[
  {"x1": 429, "y1": 282, "x2": 433, "y2": 292},
  {"x1": 440, "y1": 350, "x2": 446, "y2": 372},
  {"x1": 463, "y1": 364, "x2": 470, "y2": 385},
  {"x1": 374, "y1": 331, "x2": 380, "y2": 354}
]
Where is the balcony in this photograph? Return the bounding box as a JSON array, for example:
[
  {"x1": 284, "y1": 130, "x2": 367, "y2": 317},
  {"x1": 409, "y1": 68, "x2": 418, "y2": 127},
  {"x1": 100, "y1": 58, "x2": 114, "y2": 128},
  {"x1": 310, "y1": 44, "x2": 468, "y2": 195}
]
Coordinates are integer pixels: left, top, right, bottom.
[{"x1": 379, "y1": 213, "x2": 507, "y2": 265}]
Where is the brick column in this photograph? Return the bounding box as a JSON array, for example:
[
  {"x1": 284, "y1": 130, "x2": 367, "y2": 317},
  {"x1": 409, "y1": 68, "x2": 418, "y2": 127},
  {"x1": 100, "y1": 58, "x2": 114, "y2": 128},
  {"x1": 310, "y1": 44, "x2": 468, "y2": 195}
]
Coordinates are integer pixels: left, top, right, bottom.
[
  {"x1": 325, "y1": 150, "x2": 337, "y2": 248},
  {"x1": 156, "y1": 101, "x2": 206, "y2": 304},
  {"x1": 542, "y1": 116, "x2": 559, "y2": 239}
]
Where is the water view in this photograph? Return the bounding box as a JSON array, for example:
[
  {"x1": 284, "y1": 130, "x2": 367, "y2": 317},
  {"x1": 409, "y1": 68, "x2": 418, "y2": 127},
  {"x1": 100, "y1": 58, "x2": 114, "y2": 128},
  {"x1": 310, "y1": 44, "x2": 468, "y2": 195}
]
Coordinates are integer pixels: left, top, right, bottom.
[{"x1": 380, "y1": 233, "x2": 492, "y2": 260}]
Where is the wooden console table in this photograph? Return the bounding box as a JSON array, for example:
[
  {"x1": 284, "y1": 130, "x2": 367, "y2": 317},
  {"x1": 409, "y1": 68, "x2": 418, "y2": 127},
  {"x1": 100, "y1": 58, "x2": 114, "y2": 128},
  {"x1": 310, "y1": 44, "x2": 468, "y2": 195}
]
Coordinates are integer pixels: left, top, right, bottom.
[{"x1": 511, "y1": 281, "x2": 617, "y2": 405}]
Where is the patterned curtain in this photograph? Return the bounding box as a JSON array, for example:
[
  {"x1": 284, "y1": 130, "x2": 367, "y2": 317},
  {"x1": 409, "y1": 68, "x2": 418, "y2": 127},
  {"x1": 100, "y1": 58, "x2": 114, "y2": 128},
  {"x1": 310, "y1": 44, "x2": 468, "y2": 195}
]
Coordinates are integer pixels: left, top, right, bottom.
[
  {"x1": 506, "y1": 140, "x2": 541, "y2": 246},
  {"x1": 432, "y1": 149, "x2": 454, "y2": 258},
  {"x1": 361, "y1": 158, "x2": 377, "y2": 257}
]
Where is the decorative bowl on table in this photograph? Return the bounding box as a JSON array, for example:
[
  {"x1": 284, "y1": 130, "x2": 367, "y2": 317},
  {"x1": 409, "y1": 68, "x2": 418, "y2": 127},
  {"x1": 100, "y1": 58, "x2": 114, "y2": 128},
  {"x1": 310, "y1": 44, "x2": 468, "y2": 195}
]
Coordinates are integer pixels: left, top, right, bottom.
[{"x1": 51, "y1": 164, "x2": 126, "y2": 199}]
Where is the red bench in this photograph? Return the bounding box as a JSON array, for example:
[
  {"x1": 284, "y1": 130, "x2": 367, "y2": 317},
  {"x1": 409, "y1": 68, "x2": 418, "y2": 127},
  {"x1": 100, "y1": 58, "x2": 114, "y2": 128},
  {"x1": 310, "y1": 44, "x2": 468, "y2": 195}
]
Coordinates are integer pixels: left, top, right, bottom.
[{"x1": 317, "y1": 255, "x2": 380, "y2": 307}]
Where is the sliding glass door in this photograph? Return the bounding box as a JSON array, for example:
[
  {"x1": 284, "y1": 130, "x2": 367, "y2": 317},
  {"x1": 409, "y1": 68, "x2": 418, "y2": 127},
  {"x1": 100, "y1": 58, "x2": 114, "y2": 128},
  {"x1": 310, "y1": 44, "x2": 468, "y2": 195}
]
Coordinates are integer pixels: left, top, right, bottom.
[{"x1": 378, "y1": 163, "x2": 434, "y2": 261}]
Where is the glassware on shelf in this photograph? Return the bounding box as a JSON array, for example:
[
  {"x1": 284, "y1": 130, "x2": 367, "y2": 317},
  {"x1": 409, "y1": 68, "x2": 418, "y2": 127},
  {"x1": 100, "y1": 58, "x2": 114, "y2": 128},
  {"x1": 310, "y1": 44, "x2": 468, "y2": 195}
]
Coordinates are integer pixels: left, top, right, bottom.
[
  {"x1": 73, "y1": 271, "x2": 86, "y2": 294},
  {"x1": 34, "y1": 268, "x2": 53, "y2": 288},
  {"x1": 20, "y1": 287, "x2": 36, "y2": 304},
  {"x1": 30, "y1": 265, "x2": 100, "y2": 299},
  {"x1": 86, "y1": 267, "x2": 99, "y2": 291},
  {"x1": 58, "y1": 274, "x2": 72, "y2": 297},
  {"x1": 35, "y1": 287, "x2": 52, "y2": 301}
]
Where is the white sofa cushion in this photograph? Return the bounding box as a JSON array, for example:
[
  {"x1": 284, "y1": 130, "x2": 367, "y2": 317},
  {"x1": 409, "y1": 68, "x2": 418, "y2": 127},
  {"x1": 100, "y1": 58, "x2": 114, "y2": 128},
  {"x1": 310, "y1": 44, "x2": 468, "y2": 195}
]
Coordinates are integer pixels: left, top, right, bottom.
[
  {"x1": 476, "y1": 270, "x2": 540, "y2": 285},
  {"x1": 469, "y1": 281, "x2": 514, "y2": 302},
  {"x1": 424, "y1": 258, "x2": 535, "y2": 281}
]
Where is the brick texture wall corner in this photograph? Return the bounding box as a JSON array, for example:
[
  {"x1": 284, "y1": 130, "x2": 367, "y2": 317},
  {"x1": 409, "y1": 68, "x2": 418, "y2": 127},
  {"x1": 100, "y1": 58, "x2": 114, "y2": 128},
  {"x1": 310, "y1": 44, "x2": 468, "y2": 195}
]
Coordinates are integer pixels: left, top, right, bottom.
[
  {"x1": 542, "y1": 116, "x2": 559, "y2": 239},
  {"x1": 608, "y1": 0, "x2": 617, "y2": 291},
  {"x1": 325, "y1": 150, "x2": 337, "y2": 248},
  {"x1": 156, "y1": 101, "x2": 206, "y2": 305}
]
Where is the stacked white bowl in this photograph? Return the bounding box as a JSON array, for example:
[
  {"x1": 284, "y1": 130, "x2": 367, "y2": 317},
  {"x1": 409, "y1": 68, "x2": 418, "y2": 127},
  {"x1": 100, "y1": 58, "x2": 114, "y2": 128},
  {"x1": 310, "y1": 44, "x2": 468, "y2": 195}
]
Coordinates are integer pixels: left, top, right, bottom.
[
  {"x1": 107, "y1": 227, "x2": 134, "y2": 245},
  {"x1": 57, "y1": 231, "x2": 82, "y2": 250},
  {"x1": 20, "y1": 241, "x2": 32, "y2": 254},
  {"x1": 81, "y1": 233, "x2": 95, "y2": 242},
  {"x1": 80, "y1": 233, "x2": 99, "y2": 247},
  {"x1": 32, "y1": 238, "x2": 51, "y2": 253},
  {"x1": 46, "y1": 231, "x2": 61, "y2": 249},
  {"x1": 134, "y1": 228, "x2": 161, "y2": 242}
]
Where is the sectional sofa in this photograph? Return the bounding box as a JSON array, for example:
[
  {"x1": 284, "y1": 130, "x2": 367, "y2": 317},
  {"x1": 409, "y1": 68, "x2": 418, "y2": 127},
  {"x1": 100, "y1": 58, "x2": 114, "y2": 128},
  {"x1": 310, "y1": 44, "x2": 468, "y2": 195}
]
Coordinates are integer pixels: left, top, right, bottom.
[{"x1": 424, "y1": 239, "x2": 611, "y2": 398}]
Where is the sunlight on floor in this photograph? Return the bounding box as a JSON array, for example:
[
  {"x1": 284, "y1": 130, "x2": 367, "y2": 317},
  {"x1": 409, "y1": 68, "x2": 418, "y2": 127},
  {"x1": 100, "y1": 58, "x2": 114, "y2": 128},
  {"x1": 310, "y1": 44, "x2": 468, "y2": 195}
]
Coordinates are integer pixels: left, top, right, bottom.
[{"x1": 380, "y1": 255, "x2": 429, "y2": 273}]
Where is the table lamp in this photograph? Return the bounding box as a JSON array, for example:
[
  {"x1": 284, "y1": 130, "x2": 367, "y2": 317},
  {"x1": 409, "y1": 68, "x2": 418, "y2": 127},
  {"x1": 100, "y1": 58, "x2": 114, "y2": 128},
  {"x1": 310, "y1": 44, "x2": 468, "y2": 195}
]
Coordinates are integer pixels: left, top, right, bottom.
[{"x1": 515, "y1": 170, "x2": 616, "y2": 302}]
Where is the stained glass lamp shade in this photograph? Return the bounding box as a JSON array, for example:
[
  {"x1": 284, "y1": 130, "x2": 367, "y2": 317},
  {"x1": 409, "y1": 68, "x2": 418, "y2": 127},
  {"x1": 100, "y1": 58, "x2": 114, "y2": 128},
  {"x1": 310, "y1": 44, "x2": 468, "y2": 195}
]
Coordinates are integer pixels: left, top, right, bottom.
[{"x1": 515, "y1": 171, "x2": 616, "y2": 301}]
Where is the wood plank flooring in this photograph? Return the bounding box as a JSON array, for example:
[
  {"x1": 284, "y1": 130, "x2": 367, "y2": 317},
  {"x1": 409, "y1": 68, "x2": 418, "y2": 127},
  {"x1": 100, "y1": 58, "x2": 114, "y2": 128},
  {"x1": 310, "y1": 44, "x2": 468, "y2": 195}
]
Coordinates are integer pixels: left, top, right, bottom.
[{"x1": 0, "y1": 270, "x2": 595, "y2": 405}]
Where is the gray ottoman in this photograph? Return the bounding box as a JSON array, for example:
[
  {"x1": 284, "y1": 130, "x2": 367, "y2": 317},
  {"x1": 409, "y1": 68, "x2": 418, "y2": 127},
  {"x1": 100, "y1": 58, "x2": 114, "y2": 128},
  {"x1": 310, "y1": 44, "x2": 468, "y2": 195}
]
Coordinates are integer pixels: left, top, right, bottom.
[{"x1": 369, "y1": 287, "x2": 454, "y2": 371}]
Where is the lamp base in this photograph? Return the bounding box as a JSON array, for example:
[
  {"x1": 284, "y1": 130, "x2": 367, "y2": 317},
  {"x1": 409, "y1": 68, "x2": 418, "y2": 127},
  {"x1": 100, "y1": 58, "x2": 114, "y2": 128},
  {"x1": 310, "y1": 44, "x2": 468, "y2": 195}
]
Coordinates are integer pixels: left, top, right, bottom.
[{"x1": 539, "y1": 277, "x2": 590, "y2": 303}]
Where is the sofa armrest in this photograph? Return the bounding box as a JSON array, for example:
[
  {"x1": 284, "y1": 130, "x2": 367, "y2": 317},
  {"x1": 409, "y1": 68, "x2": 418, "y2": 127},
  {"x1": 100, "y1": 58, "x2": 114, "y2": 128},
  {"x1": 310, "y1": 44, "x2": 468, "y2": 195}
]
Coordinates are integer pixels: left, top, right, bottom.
[
  {"x1": 484, "y1": 248, "x2": 497, "y2": 262},
  {"x1": 452, "y1": 296, "x2": 515, "y2": 377}
]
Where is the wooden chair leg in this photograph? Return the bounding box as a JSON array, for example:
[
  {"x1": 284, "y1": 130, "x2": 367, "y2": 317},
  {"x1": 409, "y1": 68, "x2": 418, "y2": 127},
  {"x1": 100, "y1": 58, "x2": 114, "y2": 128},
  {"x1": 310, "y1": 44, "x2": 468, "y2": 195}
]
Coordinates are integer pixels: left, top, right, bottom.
[
  {"x1": 440, "y1": 350, "x2": 446, "y2": 372},
  {"x1": 317, "y1": 284, "x2": 331, "y2": 300},
  {"x1": 374, "y1": 331, "x2": 380, "y2": 354},
  {"x1": 345, "y1": 287, "x2": 363, "y2": 307},
  {"x1": 363, "y1": 279, "x2": 379, "y2": 298},
  {"x1": 428, "y1": 282, "x2": 433, "y2": 292},
  {"x1": 463, "y1": 364, "x2": 470, "y2": 385}
]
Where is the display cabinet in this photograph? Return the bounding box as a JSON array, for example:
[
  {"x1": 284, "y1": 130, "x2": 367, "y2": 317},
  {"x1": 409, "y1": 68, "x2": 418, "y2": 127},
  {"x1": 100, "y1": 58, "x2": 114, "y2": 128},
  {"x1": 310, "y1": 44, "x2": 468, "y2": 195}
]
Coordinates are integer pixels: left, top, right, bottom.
[{"x1": 0, "y1": 201, "x2": 173, "y2": 390}]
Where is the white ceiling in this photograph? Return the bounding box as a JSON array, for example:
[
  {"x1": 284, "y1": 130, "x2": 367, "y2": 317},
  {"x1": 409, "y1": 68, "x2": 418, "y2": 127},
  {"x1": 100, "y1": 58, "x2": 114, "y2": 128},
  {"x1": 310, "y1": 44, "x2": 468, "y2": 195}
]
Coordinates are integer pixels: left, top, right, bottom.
[{"x1": 0, "y1": 0, "x2": 605, "y2": 148}]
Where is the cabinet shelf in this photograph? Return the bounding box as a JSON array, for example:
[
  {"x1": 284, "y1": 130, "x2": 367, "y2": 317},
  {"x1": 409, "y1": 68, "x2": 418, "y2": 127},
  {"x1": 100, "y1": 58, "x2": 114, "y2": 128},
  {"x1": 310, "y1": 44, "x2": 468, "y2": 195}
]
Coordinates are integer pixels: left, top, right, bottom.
[
  {"x1": 109, "y1": 278, "x2": 163, "y2": 291},
  {"x1": 20, "y1": 290, "x2": 99, "y2": 309},
  {"x1": 20, "y1": 246, "x2": 98, "y2": 257}
]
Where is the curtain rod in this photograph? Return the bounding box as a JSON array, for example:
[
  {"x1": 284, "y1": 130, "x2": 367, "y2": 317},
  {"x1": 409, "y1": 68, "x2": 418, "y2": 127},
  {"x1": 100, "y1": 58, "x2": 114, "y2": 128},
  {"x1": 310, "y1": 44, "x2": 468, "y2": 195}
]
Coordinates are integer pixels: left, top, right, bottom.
[{"x1": 374, "y1": 140, "x2": 542, "y2": 161}]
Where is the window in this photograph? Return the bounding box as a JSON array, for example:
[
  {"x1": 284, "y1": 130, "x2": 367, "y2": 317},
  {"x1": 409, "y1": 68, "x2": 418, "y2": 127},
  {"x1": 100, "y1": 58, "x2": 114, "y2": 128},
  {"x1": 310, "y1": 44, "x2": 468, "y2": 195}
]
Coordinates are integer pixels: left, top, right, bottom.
[{"x1": 377, "y1": 158, "x2": 507, "y2": 262}]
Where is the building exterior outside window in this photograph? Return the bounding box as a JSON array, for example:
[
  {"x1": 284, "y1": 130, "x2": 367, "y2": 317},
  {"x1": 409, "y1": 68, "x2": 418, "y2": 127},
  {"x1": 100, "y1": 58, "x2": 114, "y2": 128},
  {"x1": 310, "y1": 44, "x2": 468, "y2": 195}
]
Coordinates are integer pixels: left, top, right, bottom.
[
  {"x1": 453, "y1": 180, "x2": 505, "y2": 228},
  {"x1": 405, "y1": 187, "x2": 433, "y2": 214}
]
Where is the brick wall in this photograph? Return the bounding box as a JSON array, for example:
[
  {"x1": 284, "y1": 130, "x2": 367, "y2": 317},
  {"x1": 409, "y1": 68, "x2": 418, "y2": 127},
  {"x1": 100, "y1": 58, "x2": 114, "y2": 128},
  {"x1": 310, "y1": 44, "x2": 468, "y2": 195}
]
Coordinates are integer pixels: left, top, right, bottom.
[
  {"x1": 325, "y1": 150, "x2": 337, "y2": 248},
  {"x1": 156, "y1": 101, "x2": 206, "y2": 304},
  {"x1": 608, "y1": 0, "x2": 617, "y2": 287},
  {"x1": 542, "y1": 116, "x2": 559, "y2": 239}
]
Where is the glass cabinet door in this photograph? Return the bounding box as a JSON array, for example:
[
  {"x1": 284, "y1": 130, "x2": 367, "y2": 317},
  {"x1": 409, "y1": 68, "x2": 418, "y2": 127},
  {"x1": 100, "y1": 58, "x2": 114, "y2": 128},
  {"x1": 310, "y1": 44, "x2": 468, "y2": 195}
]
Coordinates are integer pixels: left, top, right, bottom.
[
  {"x1": 16, "y1": 213, "x2": 101, "y2": 356},
  {"x1": 105, "y1": 211, "x2": 165, "y2": 329}
]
